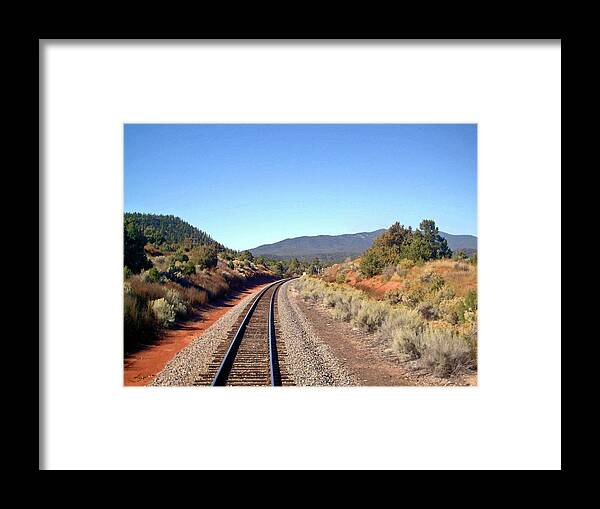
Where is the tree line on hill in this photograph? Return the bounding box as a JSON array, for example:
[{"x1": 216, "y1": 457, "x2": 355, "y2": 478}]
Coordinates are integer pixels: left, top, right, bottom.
[
  {"x1": 124, "y1": 212, "x2": 327, "y2": 279},
  {"x1": 124, "y1": 212, "x2": 226, "y2": 251}
]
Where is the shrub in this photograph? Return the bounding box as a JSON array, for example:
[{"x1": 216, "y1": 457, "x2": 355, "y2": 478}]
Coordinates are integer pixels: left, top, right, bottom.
[
  {"x1": 453, "y1": 250, "x2": 468, "y2": 260},
  {"x1": 165, "y1": 289, "x2": 187, "y2": 317},
  {"x1": 190, "y1": 245, "x2": 218, "y2": 269},
  {"x1": 396, "y1": 258, "x2": 415, "y2": 277},
  {"x1": 464, "y1": 289, "x2": 477, "y2": 311},
  {"x1": 380, "y1": 308, "x2": 424, "y2": 360},
  {"x1": 190, "y1": 271, "x2": 229, "y2": 298},
  {"x1": 390, "y1": 327, "x2": 423, "y2": 360},
  {"x1": 124, "y1": 292, "x2": 157, "y2": 350},
  {"x1": 431, "y1": 286, "x2": 456, "y2": 303},
  {"x1": 464, "y1": 325, "x2": 478, "y2": 367},
  {"x1": 455, "y1": 289, "x2": 478, "y2": 323},
  {"x1": 128, "y1": 277, "x2": 166, "y2": 301},
  {"x1": 143, "y1": 267, "x2": 161, "y2": 283},
  {"x1": 437, "y1": 296, "x2": 463, "y2": 324},
  {"x1": 297, "y1": 276, "x2": 476, "y2": 377},
  {"x1": 420, "y1": 271, "x2": 445, "y2": 291},
  {"x1": 323, "y1": 291, "x2": 339, "y2": 308},
  {"x1": 384, "y1": 288, "x2": 403, "y2": 305},
  {"x1": 172, "y1": 251, "x2": 189, "y2": 263},
  {"x1": 359, "y1": 248, "x2": 386, "y2": 277},
  {"x1": 180, "y1": 286, "x2": 208, "y2": 307},
  {"x1": 150, "y1": 298, "x2": 176, "y2": 327},
  {"x1": 418, "y1": 327, "x2": 474, "y2": 377},
  {"x1": 446, "y1": 310, "x2": 461, "y2": 325},
  {"x1": 400, "y1": 284, "x2": 425, "y2": 308},
  {"x1": 152, "y1": 256, "x2": 169, "y2": 271},
  {"x1": 336, "y1": 272, "x2": 346, "y2": 284},
  {"x1": 124, "y1": 266, "x2": 133, "y2": 279},
  {"x1": 182, "y1": 261, "x2": 196, "y2": 275},
  {"x1": 352, "y1": 300, "x2": 388, "y2": 332},
  {"x1": 417, "y1": 301, "x2": 439, "y2": 320}
]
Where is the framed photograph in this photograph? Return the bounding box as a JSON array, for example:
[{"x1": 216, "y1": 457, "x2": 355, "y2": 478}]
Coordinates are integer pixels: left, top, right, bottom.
[
  {"x1": 40, "y1": 39, "x2": 561, "y2": 470},
  {"x1": 123, "y1": 123, "x2": 478, "y2": 389}
]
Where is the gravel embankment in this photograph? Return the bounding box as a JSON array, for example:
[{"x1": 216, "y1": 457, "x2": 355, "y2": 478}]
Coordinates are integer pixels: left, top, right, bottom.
[
  {"x1": 150, "y1": 291, "x2": 257, "y2": 386},
  {"x1": 278, "y1": 280, "x2": 356, "y2": 386}
]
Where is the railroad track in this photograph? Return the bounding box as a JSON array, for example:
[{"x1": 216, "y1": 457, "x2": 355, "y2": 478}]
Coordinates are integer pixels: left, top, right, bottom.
[{"x1": 193, "y1": 279, "x2": 294, "y2": 386}]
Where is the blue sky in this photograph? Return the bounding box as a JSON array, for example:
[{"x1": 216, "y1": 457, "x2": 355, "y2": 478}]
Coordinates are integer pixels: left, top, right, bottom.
[{"x1": 124, "y1": 124, "x2": 477, "y2": 250}]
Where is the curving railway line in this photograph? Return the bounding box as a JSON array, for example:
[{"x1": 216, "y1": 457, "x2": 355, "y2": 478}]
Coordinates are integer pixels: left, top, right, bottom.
[{"x1": 193, "y1": 278, "x2": 294, "y2": 386}]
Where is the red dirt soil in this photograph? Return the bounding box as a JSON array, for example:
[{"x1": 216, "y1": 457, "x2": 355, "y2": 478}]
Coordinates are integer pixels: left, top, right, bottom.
[{"x1": 123, "y1": 281, "x2": 272, "y2": 386}]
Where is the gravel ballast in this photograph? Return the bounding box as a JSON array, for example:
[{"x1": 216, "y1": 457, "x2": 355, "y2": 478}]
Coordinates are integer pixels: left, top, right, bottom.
[
  {"x1": 277, "y1": 280, "x2": 356, "y2": 386},
  {"x1": 150, "y1": 290, "x2": 257, "y2": 386},
  {"x1": 152, "y1": 279, "x2": 356, "y2": 387}
]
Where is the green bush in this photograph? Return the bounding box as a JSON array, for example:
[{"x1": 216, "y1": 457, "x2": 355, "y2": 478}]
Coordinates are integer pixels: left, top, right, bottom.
[
  {"x1": 336, "y1": 273, "x2": 346, "y2": 284},
  {"x1": 145, "y1": 267, "x2": 161, "y2": 283},
  {"x1": 182, "y1": 261, "x2": 196, "y2": 275},
  {"x1": 464, "y1": 289, "x2": 477, "y2": 310},
  {"x1": 172, "y1": 251, "x2": 189, "y2": 263},
  {"x1": 190, "y1": 245, "x2": 218, "y2": 269},
  {"x1": 359, "y1": 248, "x2": 386, "y2": 277},
  {"x1": 454, "y1": 290, "x2": 477, "y2": 323},
  {"x1": 453, "y1": 250, "x2": 468, "y2": 260}
]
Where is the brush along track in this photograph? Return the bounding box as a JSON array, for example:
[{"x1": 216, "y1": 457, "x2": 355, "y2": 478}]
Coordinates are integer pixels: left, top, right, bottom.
[{"x1": 193, "y1": 279, "x2": 294, "y2": 386}]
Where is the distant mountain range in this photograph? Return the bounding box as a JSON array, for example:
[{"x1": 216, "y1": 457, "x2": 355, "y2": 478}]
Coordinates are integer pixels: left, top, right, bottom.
[{"x1": 249, "y1": 229, "x2": 477, "y2": 261}]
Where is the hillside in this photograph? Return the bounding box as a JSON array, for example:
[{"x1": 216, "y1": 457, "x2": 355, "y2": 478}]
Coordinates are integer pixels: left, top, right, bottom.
[
  {"x1": 124, "y1": 212, "x2": 225, "y2": 250},
  {"x1": 123, "y1": 212, "x2": 277, "y2": 353},
  {"x1": 249, "y1": 229, "x2": 477, "y2": 261},
  {"x1": 439, "y1": 232, "x2": 478, "y2": 254}
]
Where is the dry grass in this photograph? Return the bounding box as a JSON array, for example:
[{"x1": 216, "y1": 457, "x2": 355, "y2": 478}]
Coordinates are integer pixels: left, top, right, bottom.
[
  {"x1": 189, "y1": 270, "x2": 230, "y2": 298},
  {"x1": 323, "y1": 257, "x2": 476, "y2": 299},
  {"x1": 295, "y1": 275, "x2": 477, "y2": 377},
  {"x1": 178, "y1": 285, "x2": 209, "y2": 307},
  {"x1": 127, "y1": 278, "x2": 166, "y2": 301}
]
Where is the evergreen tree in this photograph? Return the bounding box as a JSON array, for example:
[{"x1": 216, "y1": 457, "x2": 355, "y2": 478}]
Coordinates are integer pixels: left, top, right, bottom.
[
  {"x1": 417, "y1": 219, "x2": 452, "y2": 259},
  {"x1": 124, "y1": 221, "x2": 152, "y2": 274}
]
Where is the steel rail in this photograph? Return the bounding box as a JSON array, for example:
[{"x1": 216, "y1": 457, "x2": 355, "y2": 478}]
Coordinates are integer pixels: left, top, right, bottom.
[
  {"x1": 268, "y1": 282, "x2": 282, "y2": 386},
  {"x1": 211, "y1": 279, "x2": 285, "y2": 386},
  {"x1": 269, "y1": 277, "x2": 297, "y2": 386}
]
